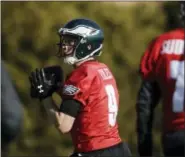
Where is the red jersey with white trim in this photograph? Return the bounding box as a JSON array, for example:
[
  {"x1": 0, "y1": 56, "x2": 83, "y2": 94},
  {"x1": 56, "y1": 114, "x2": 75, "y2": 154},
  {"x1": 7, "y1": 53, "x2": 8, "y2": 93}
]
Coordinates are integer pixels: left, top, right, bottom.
[
  {"x1": 140, "y1": 28, "x2": 185, "y2": 133},
  {"x1": 62, "y1": 60, "x2": 121, "y2": 152}
]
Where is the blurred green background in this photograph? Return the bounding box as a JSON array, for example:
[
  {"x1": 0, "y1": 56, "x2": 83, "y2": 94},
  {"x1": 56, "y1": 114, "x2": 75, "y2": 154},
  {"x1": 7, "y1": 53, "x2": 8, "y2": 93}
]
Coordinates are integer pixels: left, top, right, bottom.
[{"x1": 1, "y1": 1, "x2": 179, "y2": 156}]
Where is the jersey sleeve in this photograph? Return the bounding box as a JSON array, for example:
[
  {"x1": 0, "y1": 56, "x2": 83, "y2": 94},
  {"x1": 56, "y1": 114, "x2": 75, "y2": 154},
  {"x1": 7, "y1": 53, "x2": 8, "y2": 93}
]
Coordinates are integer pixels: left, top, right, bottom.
[
  {"x1": 139, "y1": 37, "x2": 162, "y2": 81},
  {"x1": 61, "y1": 68, "x2": 94, "y2": 106}
]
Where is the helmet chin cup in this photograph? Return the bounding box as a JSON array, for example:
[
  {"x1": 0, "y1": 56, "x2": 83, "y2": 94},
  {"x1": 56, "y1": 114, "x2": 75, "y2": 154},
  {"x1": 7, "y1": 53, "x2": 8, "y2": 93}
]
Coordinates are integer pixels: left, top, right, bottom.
[{"x1": 64, "y1": 56, "x2": 77, "y2": 65}]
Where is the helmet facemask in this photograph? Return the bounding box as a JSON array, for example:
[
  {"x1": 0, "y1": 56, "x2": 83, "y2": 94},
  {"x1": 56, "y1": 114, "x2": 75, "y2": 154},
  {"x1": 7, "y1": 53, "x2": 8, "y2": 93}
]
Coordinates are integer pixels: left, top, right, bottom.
[{"x1": 57, "y1": 34, "x2": 82, "y2": 65}]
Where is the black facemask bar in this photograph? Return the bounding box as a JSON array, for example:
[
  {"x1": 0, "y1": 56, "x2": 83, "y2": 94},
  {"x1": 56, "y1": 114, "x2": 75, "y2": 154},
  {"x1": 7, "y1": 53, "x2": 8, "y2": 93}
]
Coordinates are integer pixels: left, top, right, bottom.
[{"x1": 56, "y1": 34, "x2": 81, "y2": 58}]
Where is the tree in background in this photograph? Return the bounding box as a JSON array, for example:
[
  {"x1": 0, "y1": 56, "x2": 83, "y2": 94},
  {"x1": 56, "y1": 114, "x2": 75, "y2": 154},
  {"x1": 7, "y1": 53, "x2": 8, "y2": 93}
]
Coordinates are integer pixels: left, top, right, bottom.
[{"x1": 1, "y1": 1, "x2": 178, "y2": 156}]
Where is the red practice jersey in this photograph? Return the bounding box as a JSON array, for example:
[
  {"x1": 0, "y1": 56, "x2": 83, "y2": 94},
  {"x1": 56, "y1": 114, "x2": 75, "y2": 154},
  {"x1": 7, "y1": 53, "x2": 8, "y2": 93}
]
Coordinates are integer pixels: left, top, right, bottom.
[
  {"x1": 62, "y1": 60, "x2": 121, "y2": 152},
  {"x1": 140, "y1": 28, "x2": 185, "y2": 133}
]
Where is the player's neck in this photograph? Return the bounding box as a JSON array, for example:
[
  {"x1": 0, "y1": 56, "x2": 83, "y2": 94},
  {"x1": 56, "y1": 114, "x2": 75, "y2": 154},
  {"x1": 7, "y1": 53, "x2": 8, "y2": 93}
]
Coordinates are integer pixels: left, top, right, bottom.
[{"x1": 73, "y1": 57, "x2": 95, "y2": 68}]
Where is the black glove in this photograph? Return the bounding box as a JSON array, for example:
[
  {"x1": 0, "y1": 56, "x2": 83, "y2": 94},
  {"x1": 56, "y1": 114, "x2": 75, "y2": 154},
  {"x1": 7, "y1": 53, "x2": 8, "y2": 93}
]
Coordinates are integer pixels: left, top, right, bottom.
[{"x1": 29, "y1": 66, "x2": 64, "y2": 100}]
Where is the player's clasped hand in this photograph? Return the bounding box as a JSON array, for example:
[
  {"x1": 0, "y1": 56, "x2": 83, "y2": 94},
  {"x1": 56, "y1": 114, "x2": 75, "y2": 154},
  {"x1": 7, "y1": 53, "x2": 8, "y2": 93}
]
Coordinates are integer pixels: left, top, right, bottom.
[{"x1": 29, "y1": 66, "x2": 63, "y2": 100}]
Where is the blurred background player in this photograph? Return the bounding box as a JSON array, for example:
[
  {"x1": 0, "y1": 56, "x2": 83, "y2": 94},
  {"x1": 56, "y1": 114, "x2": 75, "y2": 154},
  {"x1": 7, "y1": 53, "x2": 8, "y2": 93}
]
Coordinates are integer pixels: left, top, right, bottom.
[
  {"x1": 29, "y1": 19, "x2": 132, "y2": 157},
  {"x1": 136, "y1": 2, "x2": 185, "y2": 157},
  {"x1": 1, "y1": 61, "x2": 23, "y2": 156}
]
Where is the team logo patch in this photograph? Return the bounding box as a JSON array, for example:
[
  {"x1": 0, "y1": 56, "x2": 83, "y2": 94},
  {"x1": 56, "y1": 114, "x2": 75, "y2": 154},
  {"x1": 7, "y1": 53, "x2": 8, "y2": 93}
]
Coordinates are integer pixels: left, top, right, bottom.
[{"x1": 63, "y1": 85, "x2": 80, "y2": 95}]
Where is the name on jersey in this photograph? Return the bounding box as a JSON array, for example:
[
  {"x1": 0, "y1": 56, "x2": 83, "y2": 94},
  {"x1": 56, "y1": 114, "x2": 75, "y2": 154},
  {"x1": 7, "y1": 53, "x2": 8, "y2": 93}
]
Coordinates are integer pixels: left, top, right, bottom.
[
  {"x1": 98, "y1": 68, "x2": 113, "y2": 80},
  {"x1": 161, "y1": 39, "x2": 184, "y2": 55}
]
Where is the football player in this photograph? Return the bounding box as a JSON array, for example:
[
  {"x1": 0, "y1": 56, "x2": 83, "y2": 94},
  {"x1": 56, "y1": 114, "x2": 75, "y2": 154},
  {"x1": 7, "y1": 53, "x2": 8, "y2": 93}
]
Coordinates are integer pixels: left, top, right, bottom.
[
  {"x1": 136, "y1": 2, "x2": 185, "y2": 157},
  {"x1": 29, "y1": 18, "x2": 131, "y2": 157},
  {"x1": 1, "y1": 61, "x2": 23, "y2": 156}
]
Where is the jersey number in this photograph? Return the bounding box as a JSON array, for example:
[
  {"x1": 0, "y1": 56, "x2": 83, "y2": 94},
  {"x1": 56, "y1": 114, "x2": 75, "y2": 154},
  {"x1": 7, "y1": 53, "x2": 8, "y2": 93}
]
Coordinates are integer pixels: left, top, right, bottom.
[
  {"x1": 105, "y1": 84, "x2": 118, "y2": 126},
  {"x1": 170, "y1": 60, "x2": 184, "y2": 113}
]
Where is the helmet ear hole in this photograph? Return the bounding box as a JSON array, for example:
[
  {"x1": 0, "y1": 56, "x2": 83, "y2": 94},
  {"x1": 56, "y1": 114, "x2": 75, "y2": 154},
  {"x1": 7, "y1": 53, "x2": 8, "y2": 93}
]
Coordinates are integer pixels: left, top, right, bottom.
[{"x1": 87, "y1": 44, "x2": 92, "y2": 50}]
